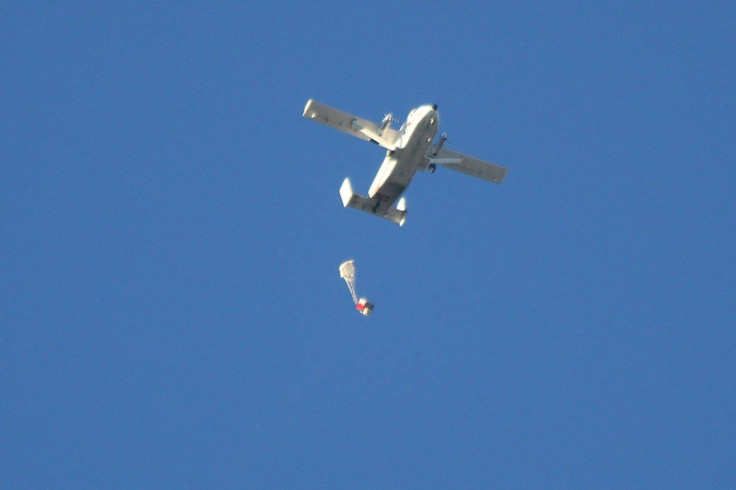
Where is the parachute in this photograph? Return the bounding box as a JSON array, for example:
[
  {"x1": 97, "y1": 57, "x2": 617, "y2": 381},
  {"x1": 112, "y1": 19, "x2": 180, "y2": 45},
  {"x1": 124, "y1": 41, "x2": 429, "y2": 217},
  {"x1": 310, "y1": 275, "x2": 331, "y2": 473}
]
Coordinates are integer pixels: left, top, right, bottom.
[
  {"x1": 339, "y1": 260, "x2": 359, "y2": 303},
  {"x1": 339, "y1": 259, "x2": 374, "y2": 316}
]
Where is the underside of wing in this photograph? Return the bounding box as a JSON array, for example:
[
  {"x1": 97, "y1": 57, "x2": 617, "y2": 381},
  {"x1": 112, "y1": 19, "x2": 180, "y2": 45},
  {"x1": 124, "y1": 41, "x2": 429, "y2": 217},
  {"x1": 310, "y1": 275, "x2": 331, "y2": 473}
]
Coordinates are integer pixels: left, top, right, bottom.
[
  {"x1": 429, "y1": 147, "x2": 508, "y2": 184},
  {"x1": 303, "y1": 99, "x2": 399, "y2": 150}
]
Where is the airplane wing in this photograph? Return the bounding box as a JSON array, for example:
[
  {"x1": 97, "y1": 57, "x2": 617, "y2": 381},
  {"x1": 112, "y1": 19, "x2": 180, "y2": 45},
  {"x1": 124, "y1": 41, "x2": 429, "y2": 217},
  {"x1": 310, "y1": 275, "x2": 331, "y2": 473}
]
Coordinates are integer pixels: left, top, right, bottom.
[
  {"x1": 428, "y1": 147, "x2": 508, "y2": 184},
  {"x1": 303, "y1": 99, "x2": 400, "y2": 150}
]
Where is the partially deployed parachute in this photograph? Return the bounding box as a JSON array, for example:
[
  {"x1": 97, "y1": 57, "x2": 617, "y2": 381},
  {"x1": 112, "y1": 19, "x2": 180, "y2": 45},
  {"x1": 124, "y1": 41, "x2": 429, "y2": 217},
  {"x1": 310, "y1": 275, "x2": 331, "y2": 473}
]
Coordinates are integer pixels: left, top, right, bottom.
[
  {"x1": 339, "y1": 259, "x2": 374, "y2": 316},
  {"x1": 339, "y1": 260, "x2": 358, "y2": 303}
]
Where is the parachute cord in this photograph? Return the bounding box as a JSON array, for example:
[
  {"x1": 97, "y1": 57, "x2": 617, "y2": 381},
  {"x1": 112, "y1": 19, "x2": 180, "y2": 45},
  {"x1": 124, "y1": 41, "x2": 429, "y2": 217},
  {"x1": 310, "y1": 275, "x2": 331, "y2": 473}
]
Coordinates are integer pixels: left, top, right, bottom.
[{"x1": 347, "y1": 283, "x2": 358, "y2": 304}]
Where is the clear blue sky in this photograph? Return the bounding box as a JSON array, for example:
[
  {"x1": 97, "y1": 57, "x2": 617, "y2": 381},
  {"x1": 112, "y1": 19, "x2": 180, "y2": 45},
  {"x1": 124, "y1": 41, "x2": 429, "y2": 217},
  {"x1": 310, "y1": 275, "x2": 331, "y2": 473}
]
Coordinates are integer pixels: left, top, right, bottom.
[{"x1": 2, "y1": 2, "x2": 735, "y2": 488}]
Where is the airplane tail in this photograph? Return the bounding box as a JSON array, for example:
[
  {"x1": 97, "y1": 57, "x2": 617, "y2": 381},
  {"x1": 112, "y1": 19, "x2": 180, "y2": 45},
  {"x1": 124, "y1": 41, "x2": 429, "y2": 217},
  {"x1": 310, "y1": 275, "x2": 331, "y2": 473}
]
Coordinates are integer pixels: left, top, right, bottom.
[{"x1": 339, "y1": 178, "x2": 407, "y2": 226}]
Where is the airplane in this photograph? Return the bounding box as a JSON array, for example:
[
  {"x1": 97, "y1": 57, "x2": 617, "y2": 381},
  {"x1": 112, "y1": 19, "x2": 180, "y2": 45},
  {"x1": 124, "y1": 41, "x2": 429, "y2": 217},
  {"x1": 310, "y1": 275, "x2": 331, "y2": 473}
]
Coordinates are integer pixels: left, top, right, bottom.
[{"x1": 303, "y1": 99, "x2": 508, "y2": 226}]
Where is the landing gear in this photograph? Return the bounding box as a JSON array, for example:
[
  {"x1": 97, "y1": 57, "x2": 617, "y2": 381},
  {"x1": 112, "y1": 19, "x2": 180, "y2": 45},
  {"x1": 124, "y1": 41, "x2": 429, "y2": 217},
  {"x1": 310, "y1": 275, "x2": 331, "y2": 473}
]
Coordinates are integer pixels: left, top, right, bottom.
[{"x1": 427, "y1": 163, "x2": 436, "y2": 174}]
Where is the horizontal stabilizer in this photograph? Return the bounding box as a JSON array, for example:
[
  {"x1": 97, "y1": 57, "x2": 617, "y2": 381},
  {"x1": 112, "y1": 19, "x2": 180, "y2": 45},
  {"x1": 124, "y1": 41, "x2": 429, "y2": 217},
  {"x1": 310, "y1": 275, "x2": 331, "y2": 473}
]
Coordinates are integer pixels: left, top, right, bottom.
[{"x1": 339, "y1": 178, "x2": 407, "y2": 226}]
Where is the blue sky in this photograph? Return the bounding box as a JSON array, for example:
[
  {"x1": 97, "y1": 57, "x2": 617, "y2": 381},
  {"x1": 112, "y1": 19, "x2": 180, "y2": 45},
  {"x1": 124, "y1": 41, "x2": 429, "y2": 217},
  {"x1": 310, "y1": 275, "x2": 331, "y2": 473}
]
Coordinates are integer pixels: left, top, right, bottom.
[{"x1": 2, "y1": 2, "x2": 735, "y2": 488}]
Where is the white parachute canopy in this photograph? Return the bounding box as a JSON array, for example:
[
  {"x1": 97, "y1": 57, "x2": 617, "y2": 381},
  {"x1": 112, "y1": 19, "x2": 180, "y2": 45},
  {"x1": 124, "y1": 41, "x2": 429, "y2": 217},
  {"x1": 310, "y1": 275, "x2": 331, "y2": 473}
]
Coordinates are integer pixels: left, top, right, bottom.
[{"x1": 339, "y1": 259, "x2": 358, "y2": 304}]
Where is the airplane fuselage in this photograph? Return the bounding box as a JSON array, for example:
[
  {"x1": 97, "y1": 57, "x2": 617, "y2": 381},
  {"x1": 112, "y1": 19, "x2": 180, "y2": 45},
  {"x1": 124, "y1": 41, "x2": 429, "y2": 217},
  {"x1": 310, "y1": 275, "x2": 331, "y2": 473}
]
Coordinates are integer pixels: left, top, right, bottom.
[
  {"x1": 367, "y1": 105, "x2": 439, "y2": 208},
  {"x1": 303, "y1": 97, "x2": 507, "y2": 226}
]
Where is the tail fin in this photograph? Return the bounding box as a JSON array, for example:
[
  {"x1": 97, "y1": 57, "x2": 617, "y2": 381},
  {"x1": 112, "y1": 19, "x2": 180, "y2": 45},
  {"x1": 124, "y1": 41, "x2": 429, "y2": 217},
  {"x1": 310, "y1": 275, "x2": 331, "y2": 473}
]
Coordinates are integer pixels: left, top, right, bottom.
[{"x1": 339, "y1": 178, "x2": 407, "y2": 226}]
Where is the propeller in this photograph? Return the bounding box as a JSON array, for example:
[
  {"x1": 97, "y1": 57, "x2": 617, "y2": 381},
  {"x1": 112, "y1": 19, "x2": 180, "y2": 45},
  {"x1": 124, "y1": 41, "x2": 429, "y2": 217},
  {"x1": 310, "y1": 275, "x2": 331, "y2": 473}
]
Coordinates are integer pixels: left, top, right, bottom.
[
  {"x1": 379, "y1": 113, "x2": 398, "y2": 135},
  {"x1": 431, "y1": 132, "x2": 448, "y2": 157}
]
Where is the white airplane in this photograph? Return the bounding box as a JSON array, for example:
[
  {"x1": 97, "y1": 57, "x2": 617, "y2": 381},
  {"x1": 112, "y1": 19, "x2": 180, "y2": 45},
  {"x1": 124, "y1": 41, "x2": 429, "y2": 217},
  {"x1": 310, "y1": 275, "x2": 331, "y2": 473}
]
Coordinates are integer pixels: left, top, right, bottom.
[{"x1": 303, "y1": 99, "x2": 508, "y2": 226}]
